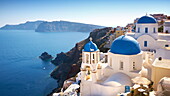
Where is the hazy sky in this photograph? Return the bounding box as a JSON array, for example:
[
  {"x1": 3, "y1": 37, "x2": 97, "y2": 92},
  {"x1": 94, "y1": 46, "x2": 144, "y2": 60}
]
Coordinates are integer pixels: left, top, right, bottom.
[{"x1": 0, "y1": 0, "x2": 170, "y2": 27}]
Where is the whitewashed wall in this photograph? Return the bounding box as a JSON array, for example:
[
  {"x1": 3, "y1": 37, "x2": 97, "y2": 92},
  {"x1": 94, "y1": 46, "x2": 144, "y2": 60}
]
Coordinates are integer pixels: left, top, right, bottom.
[
  {"x1": 137, "y1": 35, "x2": 157, "y2": 50},
  {"x1": 107, "y1": 52, "x2": 142, "y2": 78},
  {"x1": 164, "y1": 26, "x2": 170, "y2": 33},
  {"x1": 155, "y1": 48, "x2": 170, "y2": 59},
  {"x1": 81, "y1": 81, "x2": 125, "y2": 96}
]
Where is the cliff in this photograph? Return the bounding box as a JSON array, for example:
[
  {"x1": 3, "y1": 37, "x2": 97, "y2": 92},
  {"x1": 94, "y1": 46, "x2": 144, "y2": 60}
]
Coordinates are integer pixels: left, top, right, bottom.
[
  {"x1": 35, "y1": 21, "x2": 104, "y2": 32},
  {"x1": 49, "y1": 27, "x2": 113, "y2": 95},
  {"x1": 0, "y1": 20, "x2": 104, "y2": 32},
  {"x1": 0, "y1": 21, "x2": 44, "y2": 30}
]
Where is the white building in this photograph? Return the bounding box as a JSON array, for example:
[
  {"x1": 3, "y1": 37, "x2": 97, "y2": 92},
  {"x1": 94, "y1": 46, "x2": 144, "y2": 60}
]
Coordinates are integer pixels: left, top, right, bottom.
[
  {"x1": 164, "y1": 20, "x2": 170, "y2": 33},
  {"x1": 151, "y1": 58, "x2": 170, "y2": 89},
  {"x1": 80, "y1": 35, "x2": 143, "y2": 96},
  {"x1": 79, "y1": 15, "x2": 170, "y2": 96},
  {"x1": 126, "y1": 15, "x2": 170, "y2": 59}
]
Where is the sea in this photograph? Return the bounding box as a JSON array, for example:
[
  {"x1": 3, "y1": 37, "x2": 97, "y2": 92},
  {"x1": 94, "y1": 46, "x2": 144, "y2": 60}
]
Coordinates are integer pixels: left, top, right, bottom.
[{"x1": 0, "y1": 30, "x2": 89, "y2": 96}]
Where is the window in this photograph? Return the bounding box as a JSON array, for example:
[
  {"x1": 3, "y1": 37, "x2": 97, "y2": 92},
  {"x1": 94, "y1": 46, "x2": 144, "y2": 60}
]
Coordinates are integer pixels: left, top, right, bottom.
[
  {"x1": 153, "y1": 27, "x2": 156, "y2": 33},
  {"x1": 165, "y1": 45, "x2": 169, "y2": 47},
  {"x1": 158, "y1": 57, "x2": 162, "y2": 61},
  {"x1": 86, "y1": 54, "x2": 89, "y2": 63},
  {"x1": 93, "y1": 54, "x2": 95, "y2": 59},
  {"x1": 110, "y1": 58, "x2": 112, "y2": 67},
  {"x1": 145, "y1": 27, "x2": 148, "y2": 33},
  {"x1": 138, "y1": 27, "x2": 140, "y2": 33},
  {"x1": 133, "y1": 62, "x2": 136, "y2": 70},
  {"x1": 120, "y1": 61, "x2": 123, "y2": 70},
  {"x1": 144, "y1": 41, "x2": 147, "y2": 47},
  {"x1": 87, "y1": 70, "x2": 90, "y2": 75},
  {"x1": 154, "y1": 50, "x2": 156, "y2": 53},
  {"x1": 92, "y1": 54, "x2": 95, "y2": 64},
  {"x1": 166, "y1": 30, "x2": 169, "y2": 33},
  {"x1": 105, "y1": 55, "x2": 108, "y2": 63}
]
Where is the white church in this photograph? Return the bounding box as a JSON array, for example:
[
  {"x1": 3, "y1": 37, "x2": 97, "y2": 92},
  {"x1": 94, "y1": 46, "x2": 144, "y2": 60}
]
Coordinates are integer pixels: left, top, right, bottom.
[{"x1": 79, "y1": 15, "x2": 170, "y2": 96}]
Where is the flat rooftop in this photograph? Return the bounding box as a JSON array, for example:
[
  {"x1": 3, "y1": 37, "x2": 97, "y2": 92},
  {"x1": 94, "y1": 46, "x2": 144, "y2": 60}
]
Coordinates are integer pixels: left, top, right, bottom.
[{"x1": 152, "y1": 58, "x2": 170, "y2": 69}]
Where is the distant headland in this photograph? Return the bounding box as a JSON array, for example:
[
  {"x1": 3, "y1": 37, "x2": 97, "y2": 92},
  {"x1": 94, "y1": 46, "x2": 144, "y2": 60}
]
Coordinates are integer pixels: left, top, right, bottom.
[
  {"x1": 0, "y1": 20, "x2": 105, "y2": 32},
  {"x1": 0, "y1": 21, "x2": 44, "y2": 30}
]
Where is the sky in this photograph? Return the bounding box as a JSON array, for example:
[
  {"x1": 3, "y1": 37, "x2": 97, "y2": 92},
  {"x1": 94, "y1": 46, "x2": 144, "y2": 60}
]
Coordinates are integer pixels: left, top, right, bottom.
[{"x1": 0, "y1": 0, "x2": 170, "y2": 27}]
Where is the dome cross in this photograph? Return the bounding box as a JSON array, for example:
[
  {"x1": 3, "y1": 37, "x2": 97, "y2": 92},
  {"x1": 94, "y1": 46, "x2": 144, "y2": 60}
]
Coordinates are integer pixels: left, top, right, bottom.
[{"x1": 90, "y1": 37, "x2": 92, "y2": 41}]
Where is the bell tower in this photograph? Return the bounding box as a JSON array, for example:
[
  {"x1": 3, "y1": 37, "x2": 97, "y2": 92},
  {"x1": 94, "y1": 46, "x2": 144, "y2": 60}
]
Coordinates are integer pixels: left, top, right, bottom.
[{"x1": 81, "y1": 37, "x2": 100, "y2": 81}]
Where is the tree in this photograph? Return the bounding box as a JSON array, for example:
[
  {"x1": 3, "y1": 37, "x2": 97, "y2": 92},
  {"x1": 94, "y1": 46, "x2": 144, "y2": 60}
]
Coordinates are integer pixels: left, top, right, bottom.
[{"x1": 158, "y1": 26, "x2": 163, "y2": 32}]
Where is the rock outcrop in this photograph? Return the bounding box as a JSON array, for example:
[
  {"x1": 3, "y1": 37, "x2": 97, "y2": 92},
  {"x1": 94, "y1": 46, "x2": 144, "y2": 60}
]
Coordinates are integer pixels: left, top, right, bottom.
[
  {"x1": 35, "y1": 20, "x2": 104, "y2": 32},
  {"x1": 49, "y1": 27, "x2": 113, "y2": 95},
  {"x1": 0, "y1": 21, "x2": 44, "y2": 30},
  {"x1": 39, "y1": 52, "x2": 53, "y2": 61}
]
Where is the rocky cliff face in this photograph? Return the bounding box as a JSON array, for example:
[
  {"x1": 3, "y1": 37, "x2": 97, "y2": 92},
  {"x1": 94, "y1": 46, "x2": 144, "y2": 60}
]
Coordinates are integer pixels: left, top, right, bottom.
[
  {"x1": 0, "y1": 21, "x2": 44, "y2": 30},
  {"x1": 49, "y1": 27, "x2": 113, "y2": 94},
  {"x1": 35, "y1": 21, "x2": 104, "y2": 32},
  {"x1": 0, "y1": 20, "x2": 104, "y2": 33}
]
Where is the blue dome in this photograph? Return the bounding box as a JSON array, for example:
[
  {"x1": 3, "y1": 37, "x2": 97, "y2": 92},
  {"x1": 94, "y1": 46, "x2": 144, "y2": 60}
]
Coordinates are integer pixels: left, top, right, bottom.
[
  {"x1": 137, "y1": 16, "x2": 157, "y2": 24},
  {"x1": 84, "y1": 41, "x2": 98, "y2": 52},
  {"x1": 110, "y1": 35, "x2": 141, "y2": 55}
]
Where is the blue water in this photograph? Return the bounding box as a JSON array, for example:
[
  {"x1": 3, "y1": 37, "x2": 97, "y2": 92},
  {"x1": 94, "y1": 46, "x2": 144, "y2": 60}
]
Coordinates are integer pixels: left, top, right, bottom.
[{"x1": 0, "y1": 30, "x2": 89, "y2": 96}]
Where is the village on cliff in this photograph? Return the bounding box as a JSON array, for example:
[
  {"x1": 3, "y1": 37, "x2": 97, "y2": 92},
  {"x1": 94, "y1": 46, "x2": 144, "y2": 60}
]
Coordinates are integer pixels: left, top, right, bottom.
[{"x1": 53, "y1": 14, "x2": 170, "y2": 96}]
